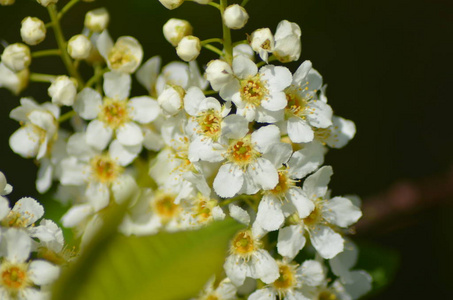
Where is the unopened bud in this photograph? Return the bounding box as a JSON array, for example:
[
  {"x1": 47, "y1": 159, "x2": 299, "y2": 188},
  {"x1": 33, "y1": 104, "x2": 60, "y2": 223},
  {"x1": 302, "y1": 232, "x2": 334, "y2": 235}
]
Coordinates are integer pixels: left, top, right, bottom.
[
  {"x1": 157, "y1": 85, "x2": 185, "y2": 115},
  {"x1": 223, "y1": 5, "x2": 249, "y2": 30},
  {"x1": 163, "y1": 18, "x2": 193, "y2": 47},
  {"x1": 84, "y1": 8, "x2": 110, "y2": 32},
  {"x1": 273, "y1": 20, "x2": 302, "y2": 63},
  {"x1": 20, "y1": 17, "x2": 46, "y2": 46},
  {"x1": 250, "y1": 28, "x2": 274, "y2": 62},
  {"x1": 48, "y1": 75, "x2": 77, "y2": 106},
  {"x1": 176, "y1": 36, "x2": 201, "y2": 62},
  {"x1": 36, "y1": 0, "x2": 58, "y2": 7},
  {"x1": 1, "y1": 43, "x2": 31, "y2": 72},
  {"x1": 68, "y1": 34, "x2": 92, "y2": 59},
  {"x1": 107, "y1": 36, "x2": 143, "y2": 74},
  {"x1": 159, "y1": 0, "x2": 184, "y2": 10},
  {"x1": 0, "y1": 0, "x2": 15, "y2": 5},
  {"x1": 0, "y1": 63, "x2": 29, "y2": 95},
  {"x1": 205, "y1": 59, "x2": 233, "y2": 91}
]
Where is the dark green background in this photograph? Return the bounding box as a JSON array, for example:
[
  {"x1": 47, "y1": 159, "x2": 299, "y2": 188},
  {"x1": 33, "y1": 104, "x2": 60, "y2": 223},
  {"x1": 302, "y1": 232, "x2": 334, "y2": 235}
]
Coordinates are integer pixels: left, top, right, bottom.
[{"x1": 0, "y1": 0, "x2": 452, "y2": 298}]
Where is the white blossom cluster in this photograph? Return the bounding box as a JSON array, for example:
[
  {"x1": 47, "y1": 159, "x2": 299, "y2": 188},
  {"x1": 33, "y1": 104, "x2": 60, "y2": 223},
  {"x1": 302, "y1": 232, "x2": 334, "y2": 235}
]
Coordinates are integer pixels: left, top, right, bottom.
[{"x1": 1, "y1": 0, "x2": 372, "y2": 299}]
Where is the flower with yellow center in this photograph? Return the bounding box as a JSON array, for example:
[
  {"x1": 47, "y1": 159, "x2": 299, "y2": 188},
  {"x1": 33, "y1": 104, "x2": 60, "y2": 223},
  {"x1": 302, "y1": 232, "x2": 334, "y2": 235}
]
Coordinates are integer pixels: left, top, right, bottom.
[
  {"x1": 152, "y1": 192, "x2": 180, "y2": 223},
  {"x1": 0, "y1": 197, "x2": 44, "y2": 231}
]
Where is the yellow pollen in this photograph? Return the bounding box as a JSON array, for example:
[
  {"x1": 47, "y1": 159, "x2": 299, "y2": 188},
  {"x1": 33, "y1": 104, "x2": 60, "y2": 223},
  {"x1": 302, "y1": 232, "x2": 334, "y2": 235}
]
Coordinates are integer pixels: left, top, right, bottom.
[
  {"x1": 303, "y1": 201, "x2": 324, "y2": 227},
  {"x1": 1, "y1": 263, "x2": 30, "y2": 291},
  {"x1": 90, "y1": 155, "x2": 122, "y2": 184},
  {"x1": 2, "y1": 211, "x2": 30, "y2": 228},
  {"x1": 318, "y1": 291, "x2": 337, "y2": 300},
  {"x1": 272, "y1": 263, "x2": 297, "y2": 292},
  {"x1": 269, "y1": 170, "x2": 294, "y2": 196},
  {"x1": 108, "y1": 44, "x2": 134, "y2": 70},
  {"x1": 196, "y1": 109, "x2": 221, "y2": 140},
  {"x1": 152, "y1": 193, "x2": 180, "y2": 221},
  {"x1": 285, "y1": 90, "x2": 308, "y2": 118},
  {"x1": 313, "y1": 127, "x2": 331, "y2": 144},
  {"x1": 99, "y1": 98, "x2": 130, "y2": 129},
  {"x1": 240, "y1": 75, "x2": 268, "y2": 107},
  {"x1": 230, "y1": 230, "x2": 258, "y2": 259},
  {"x1": 226, "y1": 136, "x2": 260, "y2": 169}
]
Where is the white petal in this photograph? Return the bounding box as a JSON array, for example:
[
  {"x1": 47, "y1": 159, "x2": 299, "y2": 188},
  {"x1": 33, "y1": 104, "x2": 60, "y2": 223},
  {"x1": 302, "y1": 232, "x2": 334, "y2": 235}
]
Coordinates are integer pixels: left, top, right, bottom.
[
  {"x1": 103, "y1": 71, "x2": 131, "y2": 100},
  {"x1": 309, "y1": 224, "x2": 344, "y2": 259},
  {"x1": 292, "y1": 61, "x2": 312, "y2": 85},
  {"x1": 255, "y1": 106, "x2": 284, "y2": 123},
  {"x1": 183, "y1": 86, "x2": 205, "y2": 116},
  {"x1": 86, "y1": 182, "x2": 110, "y2": 211},
  {"x1": 13, "y1": 197, "x2": 44, "y2": 226},
  {"x1": 232, "y1": 55, "x2": 257, "y2": 78},
  {"x1": 128, "y1": 96, "x2": 160, "y2": 124},
  {"x1": 111, "y1": 174, "x2": 138, "y2": 204},
  {"x1": 224, "y1": 255, "x2": 247, "y2": 286},
  {"x1": 36, "y1": 159, "x2": 52, "y2": 194},
  {"x1": 306, "y1": 100, "x2": 333, "y2": 128},
  {"x1": 59, "y1": 157, "x2": 88, "y2": 186},
  {"x1": 326, "y1": 116, "x2": 356, "y2": 149},
  {"x1": 252, "y1": 249, "x2": 279, "y2": 284},
  {"x1": 228, "y1": 204, "x2": 250, "y2": 225},
  {"x1": 116, "y1": 122, "x2": 144, "y2": 146},
  {"x1": 263, "y1": 143, "x2": 292, "y2": 167},
  {"x1": 136, "y1": 56, "x2": 161, "y2": 93},
  {"x1": 298, "y1": 260, "x2": 325, "y2": 286},
  {"x1": 96, "y1": 30, "x2": 114, "y2": 59},
  {"x1": 287, "y1": 117, "x2": 314, "y2": 143},
  {"x1": 9, "y1": 125, "x2": 40, "y2": 158},
  {"x1": 256, "y1": 195, "x2": 284, "y2": 231},
  {"x1": 287, "y1": 142, "x2": 325, "y2": 179},
  {"x1": 261, "y1": 91, "x2": 287, "y2": 111},
  {"x1": 74, "y1": 88, "x2": 102, "y2": 120},
  {"x1": 260, "y1": 65, "x2": 292, "y2": 91},
  {"x1": 341, "y1": 270, "x2": 372, "y2": 299},
  {"x1": 86, "y1": 120, "x2": 113, "y2": 150},
  {"x1": 5, "y1": 229, "x2": 31, "y2": 262},
  {"x1": 248, "y1": 288, "x2": 276, "y2": 300},
  {"x1": 323, "y1": 197, "x2": 362, "y2": 227},
  {"x1": 221, "y1": 114, "x2": 249, "y2": 140},
  {"x1": 251, "y1": 125, "x2": 280, "y2": 153},
  {"x1": 302, "y1": 166, "x2": 333, "y2": 199},
  {"x1": 329, "y1": 239, "x2": 359, "y2": 282},
  {"x1": 277, "y1": 224, "x2": 305, "y2": 259},
  {"x1": 67, "y1": 132, "x2": 97, "y2": 161},
  {"x1": 61, "y1": 204, "x2": 93, "y2": 228},
  {"x1": 213, "y1": 164, "x2": 244, "y2": 198},
  {"x1": 109, "y1": 140, "x2": 141, "y2": 166},
  {"x1": 0, "y1": 197, "x2": 10, "y2": 220},
  {"x1": 28, "y1": 260, "x2": 60, "y2": 285},
  {"x1": 247, "y1": 158, "x2": 278, "y2": 190},
  {"x1": 287, "y1": 188, "x2": 314, "y2": 218}
]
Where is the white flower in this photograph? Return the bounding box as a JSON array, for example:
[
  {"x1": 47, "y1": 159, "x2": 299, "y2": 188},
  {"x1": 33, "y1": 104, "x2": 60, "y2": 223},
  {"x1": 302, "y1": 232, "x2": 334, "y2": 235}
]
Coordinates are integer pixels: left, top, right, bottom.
[
  {"x1": 273, "y1": 20, "x2": 302, "y2": 63},
  {"x1": 205, "y1": 59, "x2": 234, "y2": 92},
  {"x1": 159, "y1": 0, "x2": 184, "y2": 10},
  {"x1": 221, "y1": 56, "x2": 292, "y2": 122},
  {"x1": 9, "y1": 98, "x2": 59, "y2": 160},
  {"x1": 74, "y1": 72, "x2": 160, "y2": 150},
  {"x1": 163, "y1": 18, "x2": 193, "y2": 47},
  {"x1": 33, "y1": 219, "x2": 74, "y2": 265},
  {"x1": 277, "y1": 166, "x2": 362, "y2": 259},
  {"x1": 20, "y1": 17, "x2": 46, "y2": 46},
  {"x1": 37, "y1": 0, "x2": 58, "y2": 7},
  {"x1": 48, "y1": 75, "x2": 78, "y2": 106},
  {"x1": 176, "y1": 35, "x2": 201, "y2": 62},
  {"x1": 67, "y1": 34, "x2": 92, "y2": 59},
  {"x1": 233, "y1": 44, "x2": 254, "y2": 60},
  {"x1": 157, "y1": 85, "x2": 185, "y2": 115},
  {"x1": 248, "y1": 259, "x2": 325, "y2": 300},
  {"x1": 282, "y1": 60, "x2": 333, "y2": 143},
  {"x1": 194, "y1": 277, "x2": 237, "y2": 300},
  {"x1": 314, "y1": 116, "x2": 356, "y2": 149},
  {"x1": 0, "y1": 171, "x2": 13, "y2": 196},
  {"x1": 0, "y1": 229, "x2": 60, "y2": 299},
  {"x1": 0, "y1": 63, "x2": 29, "y2": 95},
  {"x1": 84, "y1": 7, "x2": 110, "y2": 32},
  {"x1": 224, "y1": 4, "x2": 249, "y2": 30},
  {"x1": 0, "y1": 197, "x2": 44, "y2": 232},
  {"x1": 250, "y1": 28, "x2": 274, "y2": 62},
  {"x1": 136, "y1": 56, "x2": 162, "y2": 96},
  {"x1": 96, "y1": 31, "x2": 143, "y2": 74},
  {"x1": 1, "y1": 43, "x2": 31, "y2": 72}
]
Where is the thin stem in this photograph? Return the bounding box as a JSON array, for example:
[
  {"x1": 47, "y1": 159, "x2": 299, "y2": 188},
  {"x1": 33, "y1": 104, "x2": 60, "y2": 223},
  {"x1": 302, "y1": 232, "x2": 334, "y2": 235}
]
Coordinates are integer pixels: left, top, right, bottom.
[
  {"x1": 203, "y1": 90, "x2": 218, "y2": 96},
  {"x1": 207, "y1": 2, "x2": 220, "y2": 9},
  {"x1": 241, "y1": 0, "x2": 251, "y2": 7},
  {"x1": 220, "y1": 0, "x2": 233, "y2": 64},
  {"x1": 31, "y1": 49, "x2": 61, "y2": 58},
  {"x1": 47, "y1": 4, "x2": 84, "y2": 87},
  {"x1": 58, "y1": 0, "x2": 80, "y2": 19},
  {"x1": 201, "y1": 38, "x2": 224, "y2": 46},
  {"x1": 85, "y1": 66, "x2": 108, "y2": 89},
  {"x1": 58, "y1": 110, "x2": 76, "y2": 123},
  {"x1": 219, "y1": 197, "x2": 238, "y2": 207},
  {"x1": 203, "y1": 44, "x2": 224, "y2": 57},
  {"x1": 30, "y1": 73, "x2": 57, "y2": 83}
]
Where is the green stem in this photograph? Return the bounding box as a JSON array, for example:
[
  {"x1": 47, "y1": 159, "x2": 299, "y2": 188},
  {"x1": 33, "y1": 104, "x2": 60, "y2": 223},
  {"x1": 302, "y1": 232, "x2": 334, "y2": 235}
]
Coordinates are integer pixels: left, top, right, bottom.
[
  {"x1": 58, "y1": 110, "x2": 76, "y2": 123},
  {"x1": 202, "y1": 44, "x2": 224, "y2": 57},
  {"x1": 58, "y1": 0, "x2": 80, "y2": 19},
  {"x1": 220, "y1": 0, "x2": 233, "y2": 64},
  {"x1": 241, "y1": 0, "x2": 251, "y2": 6},
  {"x1": 203, "y1": 90, "x2": 218, "y2": 96},
  {"x1": 30, "y1": 73, "x2": 57, "y2": 83},
  {"x1": 47, "y1": 4, "x2": 84, "y2": 87},
  {"x1": 85, "y1": 66, "x2": 108, "y2": 89},
  {"x1": 219, "y1": 198, "x2": 238, "y2": 207},
  {"x1": 201, "y1": 38, "x2": 224, "y2": 46},
  {"x1": 207, "y1": 2, "x2": 220, "y2": 9},
  {"x1": 32, "y1": 49, "x2": 61, "y2": 58}
]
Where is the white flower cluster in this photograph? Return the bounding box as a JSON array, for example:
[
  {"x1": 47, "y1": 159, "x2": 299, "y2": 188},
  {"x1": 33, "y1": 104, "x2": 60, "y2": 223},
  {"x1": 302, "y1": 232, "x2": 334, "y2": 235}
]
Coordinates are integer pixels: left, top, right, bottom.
[
  {"x1": 0, "y1": 171, "x2": 72, "y2": 299},
  {"x1": 1, "y1": 0, "x2": 372, "y2": 299}
]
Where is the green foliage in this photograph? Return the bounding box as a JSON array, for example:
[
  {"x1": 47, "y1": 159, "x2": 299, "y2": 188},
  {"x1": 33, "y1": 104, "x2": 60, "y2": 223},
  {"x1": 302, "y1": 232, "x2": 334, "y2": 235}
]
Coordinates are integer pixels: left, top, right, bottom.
[
  {"x1": 356, "y1": 242, "x2": 400, "y2": 296},
  {"x1": 52, "y1": 202, "x2": 243, "y2": 300}
]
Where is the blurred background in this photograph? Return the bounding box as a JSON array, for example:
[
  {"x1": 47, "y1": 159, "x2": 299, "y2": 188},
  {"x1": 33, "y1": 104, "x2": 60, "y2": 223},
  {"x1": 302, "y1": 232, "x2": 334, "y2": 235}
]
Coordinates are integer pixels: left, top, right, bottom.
[{"x1": 0, "y1": 0, "x2": 452, "y2": 298}]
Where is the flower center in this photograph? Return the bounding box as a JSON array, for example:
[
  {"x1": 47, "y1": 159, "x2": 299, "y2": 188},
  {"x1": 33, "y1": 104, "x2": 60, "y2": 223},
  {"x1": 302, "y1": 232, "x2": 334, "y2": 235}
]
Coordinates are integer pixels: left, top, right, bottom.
[
  {"x1": 90, "y1": 155, "x2": 122, "y2": 184},
  {"x1": 196, "y1": 109, "x2": 222, "y2": 140},
  {"x1": 1, "y1": 263, "x2": 29, "y2": 291},
  {"x1": 272, "y1": 262, "x2": 297, "y2": 292},
  {"x1": 230, "y1": 230, "x2": 259, "y2": 259},
  {"x1": 303, "y1": 200, "x2": 324, "y2": 228},
  {"x1": 153, "y1": 193, "x2": 180, "y2": 221},
  {"x1": 314, "y1": 127, "x2": 331, "y2": 144},
  {"x1": 285, "y1": 89, "x2": 308, "y2": 118},
  {"x1": 2, "y1": 211, "x2": 29, "y2": 228},
  {"x1": 269, "y1": 170, "x2": 294, "y2": 196},
  {"x1": 318, "y1": 290, "x2": 337, "y2": 300},
  {"x1": 108, "y1": 44, "x2": 134, "y2": 70},
  {"x1": 99, "y1": 98, "x2": 129, "y2": 129},
  {"x1": 240, "y1": 74, "x2": 268, "y2": 107},
  {"x1": 226, "y1": 136, "x2": 260, "y2": 169}
]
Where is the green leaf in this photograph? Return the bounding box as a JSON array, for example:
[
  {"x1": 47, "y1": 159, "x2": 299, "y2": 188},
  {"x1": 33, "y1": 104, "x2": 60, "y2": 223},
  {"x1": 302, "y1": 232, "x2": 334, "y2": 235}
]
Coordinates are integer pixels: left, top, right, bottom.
[
  {"x1": 51, "y1": 205, "x2": 243, "y2": 300},
  {"x1": 356, "y1": 241, "x2": 400, "y2": 295}
]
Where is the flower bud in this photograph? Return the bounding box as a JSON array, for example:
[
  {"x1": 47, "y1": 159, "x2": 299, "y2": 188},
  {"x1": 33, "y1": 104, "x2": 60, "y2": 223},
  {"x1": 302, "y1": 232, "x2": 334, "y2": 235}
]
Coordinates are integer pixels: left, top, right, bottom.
[
  {"x1": 250, "y1": 28, "x2": 274, "y2": 62},
  {"x1": 157, "y1": 85, "x2": 185, "y2": 115},
  {"x1": 159, "y1": 0, "x2": 184, "y2": 10},
  {"x1": 84, "y1": 8, "x2": 110, "y2": 32},
  {"x1": 20, "y1": 17, "x2": 46, "y2": 46},
  {"x1": 67, "y1": 34, "x2": 92, "y2": 59},
  {"x1": 273, "y1": 20, "x2": 302, "y2": 63},
  {"x1": 223, "y1": 4, "x2": 249, "y2": 30},
  {"x1": 205, "y1": 59, "x2": 233, "y2": 91},
  {"x1": 163, "y1": 18, "x2": 193, "y2": 47},
  {"x1": 0, "y1": 63, "x2": 29, "y2": 95},
  {"x1": 1, "y1": 43, "x2": 31, "y2": 72},
  {"x1": 48, "y1": 75, "x2": 77, "y2": 106},
  {"x1": 176, "y1": 36, "x2": 201, "y2": 62},
  {"x1": 36, "y1": 0, "x2": 58, "y2": 7},
  {"x1": 0, "y1": 0, "x2": 15, "y2": 5}
]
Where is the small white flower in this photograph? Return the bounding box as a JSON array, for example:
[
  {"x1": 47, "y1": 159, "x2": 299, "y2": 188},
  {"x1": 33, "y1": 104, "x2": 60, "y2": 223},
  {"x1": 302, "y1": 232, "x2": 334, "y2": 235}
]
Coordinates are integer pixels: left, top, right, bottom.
[
  {"x1": 67, "y1": 34, "x2": 92, "y2": 59},
  {"x1": 0, "y1": 197, "x2": 44, "y2": 231},
  {"x1": 163, "y1": 18, "x2": 193, "y2": 47},
  {"x1": 48, "y1": 75, "x2": 78, "y2": 106},
  {"x1": 84, "y1": 7, "x2": 110, "y2": 32},
  {"x1": 0, "y1": 63, "x2": 29, "y2": 95},
  {"x1": 176, "y1": 35, "x2": 201, "y2": 62},
  {"x1": 0, "y1": 171, "x2": 13, "y2": 196},
  {"x1": 159, "y1": 0, "x2": 184, "y2": 10},
  {"x1": 1, "y1": 43, "x2": 31, "y2": 72},
  {"x1": 250, "y1": 28, "x2": 274, "y2": 62},
  {"x1": 314, "y1": 116, "x2": 356, "y2": 149},
  {"x1": 20, "y1": 17, "x2": 46, "y2": 46},
  {"x1": 194, "y1": 277, "x2": 237, "y2": 300},
  {"x1": 273, "y1": 20, "x2": 302, "y2": 63},
  {"x1": 157, "y1": 85, "x2": 185, "y2": 115},
  {"x1": 136, "y1": 56, "x2": 162, "y2": 96},
  {"x1": 224, "y1": 4, "x2": 249, "y2": 30},
  {"x1": 205, "y1": 59, "x2": 234, "y2": 92},
  {"x1": 36, "y1": 0, "x2": 58, "y2": 7}
]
